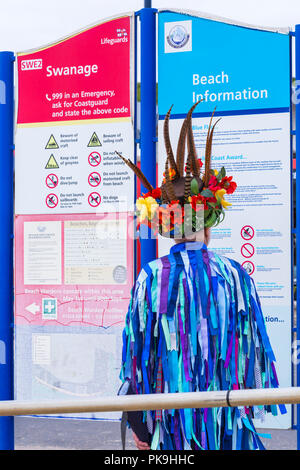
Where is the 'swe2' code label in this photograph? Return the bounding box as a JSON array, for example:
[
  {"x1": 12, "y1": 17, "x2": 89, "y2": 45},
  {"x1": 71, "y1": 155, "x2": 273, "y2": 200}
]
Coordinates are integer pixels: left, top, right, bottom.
[{"x1": 21, "y1": 59, "x2": 43, "y2": 70}]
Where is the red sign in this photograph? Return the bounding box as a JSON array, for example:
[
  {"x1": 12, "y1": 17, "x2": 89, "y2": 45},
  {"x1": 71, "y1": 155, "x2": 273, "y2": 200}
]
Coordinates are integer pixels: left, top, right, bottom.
[
  {"x1": 88, "y1": 172, "x2": 101, "y2": 187},
  {"x1": 45, "y1": 173, "x2": 59, "y2": 189},
  {"x1": 17, "y1": 16, "x2": 131, "y2": 124},
  {"x1": 241, "y1": 225, "x2": 254, "y2": 240},
  {"x1": 88, "y1": 151, "x2": 101, "y2": 167},
  {"x1": 241, "y1": 243, "x2": 255, "y2": 258},
  {"x1": 46, "y1": 194, "x2": 59, "y2": 209},
  {"x1": 242, "y1": 260, "x2": 255, "y2": 275},
  {"x1": 88, "y1": 192, "x2": 101, "y2": 207}
]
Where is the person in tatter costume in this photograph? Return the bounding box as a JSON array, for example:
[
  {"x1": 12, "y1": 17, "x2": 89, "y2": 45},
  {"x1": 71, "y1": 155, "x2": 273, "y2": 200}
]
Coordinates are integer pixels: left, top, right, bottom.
[{"x1": 117, "y1": 102, "x2": 286, "y2": 451}]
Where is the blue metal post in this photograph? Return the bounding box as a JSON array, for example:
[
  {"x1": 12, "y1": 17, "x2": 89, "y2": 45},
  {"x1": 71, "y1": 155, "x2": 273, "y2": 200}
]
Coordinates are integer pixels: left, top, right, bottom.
[
  {"x1": 295, "y1": 25, "x2": 300, "y2": 451},
  {"x1": 139, "y1": 7, "x2": 157, "y2": 267},
  {"x1": 0, "y1": 51, "x2": 14, "y2": 450}
]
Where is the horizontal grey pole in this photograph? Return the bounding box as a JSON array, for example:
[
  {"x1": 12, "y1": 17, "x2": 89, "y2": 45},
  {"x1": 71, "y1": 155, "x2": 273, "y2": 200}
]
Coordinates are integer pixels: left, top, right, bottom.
[{"x1": 0, "y1": 387, "x2": 300, "y2": 416}]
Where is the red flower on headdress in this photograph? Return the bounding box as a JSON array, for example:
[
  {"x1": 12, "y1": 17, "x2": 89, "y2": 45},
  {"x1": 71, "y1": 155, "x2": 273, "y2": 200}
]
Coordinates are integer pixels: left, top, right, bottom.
[
  {"x1": 220, "y1": 176, "x2": 237, "y2": 194},
  {"x1": 208, "y1": 175, "x2": 222, "y2": 192},
  {"x1": 143, "y1": 187, "x2": 162, "y2": 199}
]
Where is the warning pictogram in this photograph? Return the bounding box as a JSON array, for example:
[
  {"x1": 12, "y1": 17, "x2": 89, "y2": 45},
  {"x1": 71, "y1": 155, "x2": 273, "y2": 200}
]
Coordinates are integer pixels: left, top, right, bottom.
[
  {"x1": 88, "y1": 192, "x2": 101, "y2": 207},
  {"x1": 45, "y1": 154, "x2": 59, "y2": 169},
  {"x1": 46, "y1": 193, "x2": 58, "y2": 209},
  {"x1": 241, "y1": 225, "x2": 254, "y2": 241},
  {"x1": 242, "y1": 261, "x2": 255, "y2": 276},
  {"x1": 88, "y1": 151, "x2": 101, "y2": 167},
  {"x1": 45, "y1": 173, "x2": 59, "y2": 189},
  {"x1": 87, "y1": 132, "x2": 102, "y2": 147},
  {"x1": 241, "y1": 243, "x2": 255, "y2": 258},
  {"x1": 88, "y1": 172, "x2": 101, "y2": 187},
  {"x1": 45, "y1": 134, "x2": 59, "y2": 149}
]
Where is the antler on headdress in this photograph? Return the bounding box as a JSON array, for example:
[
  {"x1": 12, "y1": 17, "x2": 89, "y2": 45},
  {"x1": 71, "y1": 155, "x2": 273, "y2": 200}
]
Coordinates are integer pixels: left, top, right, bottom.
[
  {"x1": 174, "y1": 100, "x2": 202, "y2": 177},
  {"x1": 184, "y1": 153, "x2": 192, "y2": 203},
  {"x1": 164, "y1": 157, "x2": 177, "y2": 202},
  {"x1": 187, "y1": 102, "x2": 203, "y2": 177},
  {"x1": 203, "y1": 108, "x2": 221, "y2": 187},
  {"x1": 164, "y1": 105, "x2": 180, "y2": 179},
  {"x1": 115, "y1": 151, "x2": 154, "y2": 192}
]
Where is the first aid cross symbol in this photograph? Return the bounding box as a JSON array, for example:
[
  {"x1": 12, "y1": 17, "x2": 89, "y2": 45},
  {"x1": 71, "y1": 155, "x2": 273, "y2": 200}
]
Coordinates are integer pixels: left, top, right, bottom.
[
  {"x1": 42, "y1": 298, "x2": 57, "y2": 319},
  {"x1": 44, "y1": 301, "x2": 55, "y2": 313}
]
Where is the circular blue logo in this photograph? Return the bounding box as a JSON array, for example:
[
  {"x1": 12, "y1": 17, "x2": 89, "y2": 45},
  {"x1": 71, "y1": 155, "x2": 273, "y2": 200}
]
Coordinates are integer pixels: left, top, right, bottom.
[{"x1": 167, "y1": 25, "x2": 190, "y2": 49}]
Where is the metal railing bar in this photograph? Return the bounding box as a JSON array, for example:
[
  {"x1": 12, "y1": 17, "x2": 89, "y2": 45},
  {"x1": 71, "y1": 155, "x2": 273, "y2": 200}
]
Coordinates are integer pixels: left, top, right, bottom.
[{"x1": 2, "y1": 387, "x2": 300, "y2": 416}]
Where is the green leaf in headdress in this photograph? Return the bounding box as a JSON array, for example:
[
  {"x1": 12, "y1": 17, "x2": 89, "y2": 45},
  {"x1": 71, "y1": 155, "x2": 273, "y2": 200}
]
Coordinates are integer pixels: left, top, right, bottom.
[
  {"x1": 201, "y1": 189, "x2": 214, "y2": 198},
  {"x1": 216, "y1": 166, "x2": 226, "y2": 182},
  {"x1": 190, "y1": 177, "x2": 199, "y2": 195}
]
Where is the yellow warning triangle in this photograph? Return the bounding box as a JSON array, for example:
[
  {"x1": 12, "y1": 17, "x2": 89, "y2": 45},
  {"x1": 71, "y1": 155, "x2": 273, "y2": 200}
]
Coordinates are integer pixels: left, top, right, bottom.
[
  {"x1": 87, "y1": 132, "x2": 102, "y2": 147},
  {"x1": 45, "y1": 154, "x2": 59, "y2": 169},
  {"x1": 45, "y1": 134, "x2": 59, "y2": 149}
]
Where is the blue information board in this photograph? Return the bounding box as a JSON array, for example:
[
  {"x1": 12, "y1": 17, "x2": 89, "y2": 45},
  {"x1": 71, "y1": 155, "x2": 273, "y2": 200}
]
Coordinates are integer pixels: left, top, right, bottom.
[
  {"x1": 158, "y1": 10, "x2": 290, "y2": 116},
  {"x1": 157, "y1": 9, "x2": 292, "y2": 430}
]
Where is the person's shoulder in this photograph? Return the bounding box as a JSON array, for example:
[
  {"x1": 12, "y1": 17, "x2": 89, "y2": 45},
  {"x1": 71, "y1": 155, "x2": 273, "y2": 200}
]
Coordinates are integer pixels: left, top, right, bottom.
[
  {"x1": 208, "y1": 249, "x2": 251, "y2": 280},
  {"x1": 136, "y1": 256, "x2": 165, "y2": 283}
]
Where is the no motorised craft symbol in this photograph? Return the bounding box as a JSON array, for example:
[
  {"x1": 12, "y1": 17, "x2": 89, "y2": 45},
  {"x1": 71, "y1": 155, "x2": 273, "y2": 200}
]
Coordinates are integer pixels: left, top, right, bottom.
[{"x1": 88, "y1": 172, "x2": 101, "y2": 187}]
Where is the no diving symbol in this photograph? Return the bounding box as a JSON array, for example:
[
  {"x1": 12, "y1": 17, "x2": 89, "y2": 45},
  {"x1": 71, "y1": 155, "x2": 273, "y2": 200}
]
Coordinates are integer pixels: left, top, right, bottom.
[
  {"x1": 45, "y1": 173, "x2": 59, "y2": 189},
  {"x1": 88, "y1": 151, "x2": 101, "y2": 167},
  {"x1": 46, "y1": 193, "x2": 58, "y2": 209},
  {"x1": 241, "y1": 225, "x2": 254, "y2": 241},
  {"x1": 88, "y1": 172, "x2": 101, "y2": 187},
  {"x1": 241, "y1": 243, "x2": 254, "y2": 259},
  {"x1": 88, "y1": 192, "x2": 101, "y2": 207}
]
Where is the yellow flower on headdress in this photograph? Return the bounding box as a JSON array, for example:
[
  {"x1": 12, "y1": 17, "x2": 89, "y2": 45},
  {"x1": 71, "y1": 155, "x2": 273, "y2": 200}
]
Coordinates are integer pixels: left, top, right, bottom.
[
  {"x1": 215, "y1": 189, "x2": 232, "y2": 209},
  {"x1": 136, "y1": 196, "x2": 158, "y2": 221}
]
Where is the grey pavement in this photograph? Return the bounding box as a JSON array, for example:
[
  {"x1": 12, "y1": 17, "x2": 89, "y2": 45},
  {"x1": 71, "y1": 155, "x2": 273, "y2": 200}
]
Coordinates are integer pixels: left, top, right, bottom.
[{"x1": 13, "y1": 416, "x2": 297, "y2": 450}]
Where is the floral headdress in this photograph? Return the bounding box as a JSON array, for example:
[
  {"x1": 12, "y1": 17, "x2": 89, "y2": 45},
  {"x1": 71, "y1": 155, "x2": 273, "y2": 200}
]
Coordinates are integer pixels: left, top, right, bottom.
[{"x1": 116, "y1": 102, "x2": 237, "y2": 238}]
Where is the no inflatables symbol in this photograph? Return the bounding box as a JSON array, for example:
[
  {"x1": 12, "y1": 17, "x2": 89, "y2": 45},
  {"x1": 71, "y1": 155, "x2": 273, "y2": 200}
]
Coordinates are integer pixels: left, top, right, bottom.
[
  {"x1": 88, "y1": 172, "x2": 101, "y2": 187},
  {"x1": 88, "y1": 151, "x2": 101, "y2": 167},
  {"x1": 88, "y1": 192, "x2": 101, "y2": 207},
  {"x1": 46, "y1": 173, "x2": 59, "y2": 189},
  {"x1": 46, "y1": 193, "x2": 58, "y2": 209},
  {"x1": 241, "y1": 243, "x2": 254, "y2": 258},
  {"x1": 241, "y1": 225, "x2": 254, "y2": 241}
]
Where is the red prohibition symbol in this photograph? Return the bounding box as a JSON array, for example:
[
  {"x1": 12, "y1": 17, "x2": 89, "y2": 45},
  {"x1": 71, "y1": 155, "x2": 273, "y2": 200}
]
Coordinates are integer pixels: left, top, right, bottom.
[
  {"x1": 88, "y1": 172, "x2": 101, "y2": 187},
  {"x1": 241, "y1": 243, "x2": 255, "y2": 258},
  {"x1": 45, "y1": 173, "x2": 59, "y2": 189},
  {"x1": 88, "y1": 151, "x2": 101, "y2": 167},
  {"x1": 88, "y1": 192, "x2": 101, "y2": 207},
  {"x1": 242, "y1": 260, "x2": 255, "y2": 276},
  {"x1": 46, "y1": 193, "x2": 58, "y2": 209},
  {"x1": 241, "y1": 225, "x2": 254, "y2": 241}
]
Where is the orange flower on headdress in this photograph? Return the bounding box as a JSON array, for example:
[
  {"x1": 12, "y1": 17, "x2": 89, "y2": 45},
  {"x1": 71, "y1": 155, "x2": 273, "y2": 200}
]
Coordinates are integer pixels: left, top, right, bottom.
[{"x1": 162, "y1": 168, "x2": 176, "y2": 184}]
